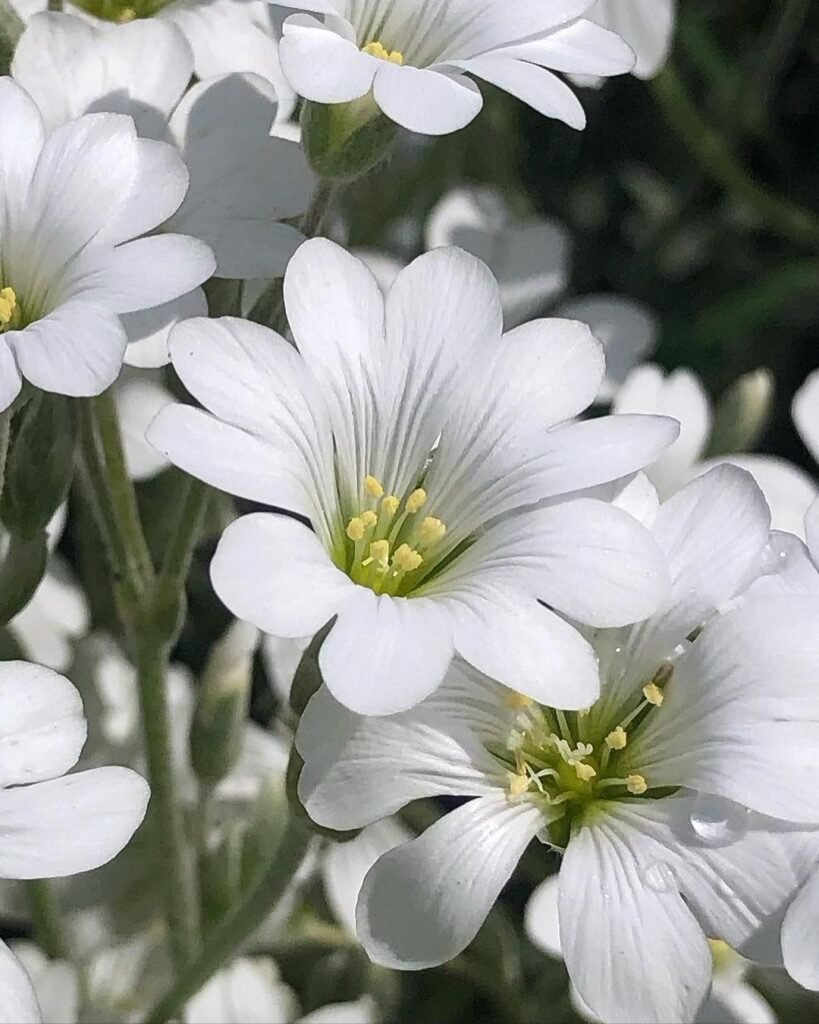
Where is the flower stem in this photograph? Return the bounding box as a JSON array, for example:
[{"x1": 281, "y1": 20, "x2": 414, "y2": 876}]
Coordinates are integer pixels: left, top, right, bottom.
[
  {"x1": 142, "y1": 817, "x2": 314, "y2": 1024},
  {"x1": 651, "y1": 64, "x2": 819, "y2": 250},
  {"x1": 0, "y1": 408, "x2": 11, "y2": 506},
  {"x1": 27, "y1": 880, "x2": 70, "y2": 961}
]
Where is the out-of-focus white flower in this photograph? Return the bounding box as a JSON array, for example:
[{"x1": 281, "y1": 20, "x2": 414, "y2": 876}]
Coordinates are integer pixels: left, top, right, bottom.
[
  {"x1": 793, "y1": 369, "x2": 819, "y2": 465},
  {"x1": 12, "y1": 13, "x2": 313, "y2": 368},
  {"x1": 11, "y1": 0, "x2": 294, "y2": 111},
  {"x1": 150, "y1": 238, "x2": 676, "y2": 716},
  {"x1": 275, "y1": 0, "x2": 635, "y2": 135},
  {"x1": 586, "y1": 0, "x2": 675, "y2": 80},
  {"x1": 295, "y1": 466, "x2": 819, "y2": 1022},
  {"x1": 0, "y1": 79, "x2": 213, "y2": 411},
  {"x1": 114, "y1": 370, "x2": 173, "y2": 480},
  {"x1": 9, "y1": 560, "x2": 89, "y2": 672},
  {"x1": 0, "y1": 662, "x2": 149, "y2": 1021},
  {"x1": 614, "y1": 364, "x2": 818, "y2": 538},
  {"x1": 524, "y1": 878, "x2": 777, "y2": 1024}
]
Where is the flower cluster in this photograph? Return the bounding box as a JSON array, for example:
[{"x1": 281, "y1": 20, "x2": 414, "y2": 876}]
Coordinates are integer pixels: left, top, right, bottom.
[{"x1": 0, "y1": 1, "x2": 817, "y2": 1023}]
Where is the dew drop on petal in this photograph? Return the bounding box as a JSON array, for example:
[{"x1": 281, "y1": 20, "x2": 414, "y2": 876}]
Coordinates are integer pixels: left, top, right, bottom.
[
  {"x1": 689, "y1": 795, "x2": 750, "y2": 847},
  {"x1": 643, "y1": 860, "x2": 677, "y2": 893}
]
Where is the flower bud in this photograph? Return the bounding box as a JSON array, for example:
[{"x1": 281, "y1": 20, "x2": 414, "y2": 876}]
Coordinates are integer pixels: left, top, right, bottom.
[
  {"x1": 301, "y1": 97, "x2": 397, "y2": 182},
  {"x1": 708, "y1": 368, "x2": 774, "y2": 457},
  {"x1": 190, "y1": 620, "x2": 258, "y2": 786}
]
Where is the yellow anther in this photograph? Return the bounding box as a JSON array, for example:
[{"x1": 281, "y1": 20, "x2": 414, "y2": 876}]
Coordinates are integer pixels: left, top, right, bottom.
[
  {"x1": 116, "y1": 6, "x2": 136, "y2": 20},
  {"x1": 368, "y1": 540, "x2": 390, "y2": 569},
  {"x1": 361, "y1": 510, "x2": 378, "y2": 528},
  {"x1": 418, "y1": 516, "x2": 447, "y2": 547},
  {"x1": 382, "y1": 495, "x2": 400, "y2": 517},
  {"x1": 708, "y1": 939, "x2": 737, "y2": 972},
  {"x1": 346, "y1": 517, "x2": 366, "y2": 542},
  {"x1": 504, "y1": 690, "x2": 533, "y2": 710},
  {"x1": 406, "y1": 488, "x2": 427, "y2": 513},
  {"x1": 626, "y1": 774, "x2": 647, "y2": 795},
  {"x1": 605, "y1": 727, "x2": 628, "y2": 750},
  {"x1": 574, "y1": 762, "x2": 597, "y2": 782},
  {"x1": 392, "y1": 544, "x2": 423, "y2": 573},
  {"x1": 0, "y1": 287, "x2": 17, "y2": 326},
  {"x1": 642, "y1": 682, "x2": 664, "y2": 707},
  {"x1": 364, "y1": 475, "x2": 384, "y2": 498},
  {"x1": 508, "y1": 772, "x2": 530, "y2": 797},
  {"x1": 362, "y1": 40, "x2": 404, "y2": 64}
]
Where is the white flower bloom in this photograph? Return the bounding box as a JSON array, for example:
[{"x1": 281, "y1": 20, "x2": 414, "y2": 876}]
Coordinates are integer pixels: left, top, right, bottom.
[
  {"x1": 0, "y1": 661, "x2": 149, "y2": 1021},
  {"x1": 275, "y1": 0, "x2": 636, "y2": 136},
  {"x1": 294, "y1": 466, "x2": 819, "y2": 1022},
  {"x1": 115, "y1": 371, "x2": 174, "y2": 480},
  {"x1": 614, "y1": 363, "x2": 818, "y2": 537},
  {"x1": 12, "y1": 13, "x2": 313, "y2": 368},
  {"x1": 0, "y1": 78, "x2": 213, "y2": 411},
  {"x1": 150, "y1": 238, "x2": 676, "y2": 716},
  {"x1": 524, "y1": 878, "x2": 777, "y2": 1024},
  {"x1": 793, "y1": 368, "x2": 819, "y2": 466},
  {"x1": 10, "y1": 558, "x2": 89, "y2": 671},
  {"x1": 11, "y1": 0, "x2": 294, "y2": 111},
  {"x1": 586, "y1": 0, "x2": 675, "y2": 80}
]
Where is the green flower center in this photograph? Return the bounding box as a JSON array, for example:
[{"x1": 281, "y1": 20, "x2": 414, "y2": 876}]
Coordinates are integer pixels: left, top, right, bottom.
[
  {"x1": 71, "y1": 0, "x2": 167, "y2": 23},
  {"x1": 490, "y1": 663, "x2": 674, "y2": 847}
]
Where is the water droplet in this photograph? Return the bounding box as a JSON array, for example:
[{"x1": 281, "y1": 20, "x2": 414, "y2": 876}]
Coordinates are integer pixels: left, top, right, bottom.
[
  {"x1": 759, "y1": 542, "x2": 788, "y2": 576},
  {"x1": 643, "y1": 860, "x2": 677, "y2": 893},
  {"x1": 689, "y1": 795, "x2": 750, "y2": 847}
]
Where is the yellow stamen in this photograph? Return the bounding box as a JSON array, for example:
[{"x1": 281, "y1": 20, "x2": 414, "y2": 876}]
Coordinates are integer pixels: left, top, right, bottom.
[
  {"x1": 626, "y1": 774, "x2": 647, "y2": 795},
  {"x1": 368, "y1": 540, "x2": 390, "y2": 570},
  {"x1": 0, "y1": 287, "x2": 17, "y2": 326},
  {"x1": 642, "y1": 682, "x2": 664, "y2": 706},
  {"x1": 605, "y1": 726, "x2": 628, "y2": 750},
  {"x1": 382, "y1": 495, "x2": 400, "y2": 517},
  {"x1": 364, "y1": 475, "x2": 384, "y2": 498},
  {"x1": 362, "y1": 40, "x2": 404, "y2": 65},
  {"x1": 418, "y1": 516, "x2": 447, "y2": 547},
  {"x1": 504, "y1": 690, "x2": 533, "y2": 711},
  {"x1": 116, "y1": 6, "x2": 136, "y2": 20},
  {"x1": 508, "y1": 771, "x2": 530, "y2": 797},
  {"x1": 360, "y1": 510, "x2": 378, "y2": 529},
  {"x1": 346, "y1": 517, "x2": 366, "y2": 542},
  {"x1": 406, "y1": 488, "x2": 427, "y2": 513},
  {"x1": 392, "y1": 544, "x2": 423, "y2": 573},
  {"x1": 574, "y1": 762, "x2": 597, "y2": 782}
]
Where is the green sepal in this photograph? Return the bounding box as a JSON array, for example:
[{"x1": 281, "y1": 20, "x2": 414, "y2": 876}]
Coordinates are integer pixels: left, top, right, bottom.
[
  {"x1": 0, "y1": 529, "x2": 48, "y2": 626},
  {"x1": 301, "y1": 99, "x2": 397, "y2": 182}
]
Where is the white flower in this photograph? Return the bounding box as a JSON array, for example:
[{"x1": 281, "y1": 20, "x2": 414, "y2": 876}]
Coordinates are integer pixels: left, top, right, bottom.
[
  {"x1": 275, "y1": 0, "x2": 635, "y2": 136},
  {"x1": 11, "y1": 0, "x2": 294, "y2": 112},
  {"x1": 793, "y1": 368, "x2": 819, "y2": 466},
  {"x1": 115, "y1": 370, "x2": 174, "y2": 480},
  {"x1": 0, "y1": 78, "x2": 213, "y2": 411},
  {"x1": 294, "y1": 466, "x2": 819, "y2": 1022},
  {"x1": 12, "y1": 12, "x2": 313, "y2": 368},
  {"x1": 586, "y1": 0, "x2": 675, "y2": 80},
  {"x1": 614, "y1": 363, "x2": 818, "y2": 538},
  {"x1": 524, "y1": 878, "x2": 777, "y2": 1024},
  {"x1": 150, "y1": 238, "x2": 676, "y2": 716},
  {"x1": 0, "y1": 661, "x2": 149, "y2": 1021}
]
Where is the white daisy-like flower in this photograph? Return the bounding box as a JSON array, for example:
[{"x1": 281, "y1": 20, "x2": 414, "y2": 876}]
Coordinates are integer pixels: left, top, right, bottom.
[
  {"x1": 12, "y1": 0, "x2": 294, "y2": 111},
  {"x1": 149, "y1": 238, "x2": 677, "y2": 716},
  {"x1": 614, "y1": 364, "x2": 818, "y2": 538},
  {"x1": 586, "y1": 0, "x2": 675, "y2": 80},
  {"x1": 524, "y1": 878, "x2": 777, "y2": 1024},
  {"x1": 294, "y1": 466, "x2": 819, "y2": 1022},
  {"x1": 0, "y1": 78, "x2": 214, "y2": 410},
  {"x1": 274, "y1": 0, "x2": 636, "y2": 136},
  {"x1": 12, "y1": 13, "x2": 313, "y2": 368},
  {"x1": 0, "y1": 661, "x2": 149, "y2": 1021}
]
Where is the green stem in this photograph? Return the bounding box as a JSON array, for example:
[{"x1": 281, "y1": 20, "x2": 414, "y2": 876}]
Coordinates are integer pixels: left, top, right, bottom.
[
  {"x1": 651, "y1": 64, "x2": 819, "y2": 250},
  {"x1": 299, "y1": 181, "x2": 337, "y2": 239},
  {"x1": 142, "y1": 818, "x2": 313, "y2": 1024},
  {"x1": 0, "y1": 408, "x2": 11, "y2": 507},
  {"x1": 158, "y1": 477, "x2": 208, "y2": 595},
  {"x1": 27, "y1": 880, "x2": 70, "y2": 961}
]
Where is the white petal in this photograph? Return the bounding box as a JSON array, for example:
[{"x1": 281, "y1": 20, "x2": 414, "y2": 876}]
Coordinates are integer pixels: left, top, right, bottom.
[
  {"x1": 279, "y1": 14, "x2": 375, "y2": 103},
  {"x1": 0, "y1": 767, "x2": 148, "y2": 878},
  {"x1": 357, "y1": 793, "x2": 541, "y2": 969},
  {"x1": 0, "y1": 941, "x2": 40, "y2": 1024},
  {"x1": 11, "y1": 942, "x2": 79, "y2": 1024},
  {"x1": 0, "y1": 340, "x2": 22, "y2": 413},
  {"x1": 524, "y1": 875, "x2": 563, "y2": 959},
  {"x1": 495, "y1": 19, "x2": 635, "y2": 76},
  {"x1": 211, "y1": 514, "x2": 355, "y2": 638},
  {"x1": 793, "y1": 368, "x2": 819, "y2": 464},
  {"x1": 123, "y1": 289, "x2": 208, "y2": 370},
  {"x1": 0, "y1": 661, "x2": 86, "y2": 787},
  {"x1": 108, "y1": 136, "x2": 190, "y2": 244},
  {"x1": 588, "y1": 0, "x2": 675, "y2": 79},
  {"x1": 299, "y1": 997, "x2": 378, "y2": 1024},
  {"x1": 319, "y1": 588, "x2": 455, "y2": 716},
  {"x1": 0, "y1": 79, "x2": 45, "y2": 203},
  {"x1": 186, "y1": 959, "x2": 295, "y2": 1024},
  {"x1": 373, "y1": 64, "x2": 483, "y2": 135},
  {"x1": 782, "y1": 868, "x2": 819, "y2": 990},
  {"x1": 296, "y1": 686, "x2": 498, "y2": 830},
  {"x1": 706, "y1": 976, "x2": 777, "y2": 1024},
  {"x1": 455, "y1": 56, "x2": 586, "y2": 129},
  {"x1": 116, "y1": 374, "x2": 173, "y2": 481}
]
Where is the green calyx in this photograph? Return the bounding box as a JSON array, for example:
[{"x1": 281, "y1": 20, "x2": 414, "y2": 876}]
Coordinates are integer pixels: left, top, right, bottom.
[{"x1": 301, "y1": 97, "x2": 397, "y2": 183}]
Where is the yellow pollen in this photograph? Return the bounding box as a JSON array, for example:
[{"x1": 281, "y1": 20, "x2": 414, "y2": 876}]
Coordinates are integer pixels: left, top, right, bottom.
[
  {"x1": 406, "y1": 488, "x2": 427, "y2": 514},
  {"x1": 364, "y1": 475, "x2": 384, "y2": 498},
  {"x1": 382, "y1": 495, "x2": 400, "y2": 517},
  {"x1": 0, "y1": 287, "x2": 17, "y2": 326},
  {"x1": 626, "y1": 774, "x2": 648, "y2": 795},
  {"x1": 642, "y1": 682, "x2": 664, "y2": 706},
  {"x1": 116, "y1": 6, "x2": 136, "y2": 20},
  {"x1": 346, "y1": 517, "x2": 366, "y2": 542},
  {"x1": 508, "y1": 771, "x2": 530, "y2": 797},
  {"x1": 605, "y1": 726, "x2": 628, "y2": 750},
  {"x1": 367, "y1": 539, "x2": 390, "y2": 569},
  {"x1": 418, "y1": 516, "x2": 447, "y2": 546},
  {"x1": 708, "y1": 939, "x2": 737, "y2": 972},
  {"x1": 574, "y1": 762, "x2": 597, "y2": 782},
  {"x1": 362, "y1": 40, "x2": 405, "y2": 65},
  {"x1": 504, "y1": 690, "x2": 533, "y2": 710},
  {"x1": 392, "y1": 544, "x2": 423, "y2": 573},
  {"x1": 360, "y1": 510, "x2": 378, "y2": 528}
]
